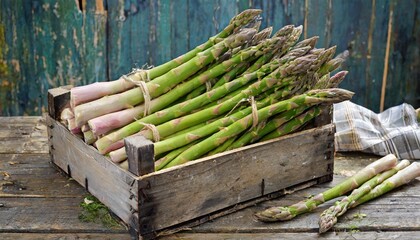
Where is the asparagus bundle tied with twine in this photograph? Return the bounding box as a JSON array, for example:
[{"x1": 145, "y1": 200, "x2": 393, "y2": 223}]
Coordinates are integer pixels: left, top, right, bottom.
[{"x1": 58, "y1": 9, "x2": 353, "y2": 172}]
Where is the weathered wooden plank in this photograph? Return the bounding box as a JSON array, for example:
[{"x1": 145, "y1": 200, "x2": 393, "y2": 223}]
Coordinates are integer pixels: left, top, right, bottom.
[
  {"x1": 364, "y1": 0, "x2": 390, "y2": 112},
  {"x1": 140, "y1": 124, "x2": 334, "y2": 232},
  {"x1": 306, "y1": 0, "x2": 330, "y2": 47},
  {"x1": 0, "y1": 153, "x2": 86, "y2": 197},
  {"x1": 162, "y1": 232, "x2": 420, "y2": 240},
  {"x1": 2, "y1": 1, "x2": 420, "y2": 116},
  {"x1": 125, "y1": 135, "x2": 155, "y2": 176},
  {"x1": 107, "y1": 0, "x2": 132, "y2": 79},
  {"x1": 47, "y1": 116, "x2": 139, "y2": 228},
  {"x1": 53, "y1": 0, "x2": 85, "y2": 87},
  {"x1": 0, "y1": 197, "x2": 127, "y2": 233},
  {"x1": 385, "y1": 0, "x2": 420, "y2": 109},
  {"x1": 215, "y1": 0, "x2": 237, "y2": 33},
  {"x1": 252, "y1": 0, "x2": 305, "y2": 36},
  {"x1": 188, "y1": 0, "x2": 216, "y2": 51},
  {"x1": 283, "y1": 0, "x2": 305, "y2": 27},
  {"x1": 0, "y1": 233, "x2": 131, "y2": 240},
  {"x1": 329, "y1": 0, "x2": 372, "y2": 108},
  {"x1": 154, "y1": 0, "x2": 171, "y2": 65},
  {"x1": 129, "y1": 0, "x2": 151, "y2": 68},
  {"x1": 0, "y1": 0, "x2": 10, "y2": 115},
  {"x1": 31, "y1": 0, "x2": 55, "y2": 115},
  {"x1": 0, "y1": 117, "x2": 48, "y2": 154},
  {"x1": 0, "y1": 1, "x2": 36, "y2": 116},
  {"x1": 148, "y1": 0, "x2": 159, "y2": 66},
  {"x1": 268, "y1": 0, "x2": 287, "y2": 32},
  {"x1": 334, "y1": 152, "x2": 381, "y2": 175},
  {"x1": 236, "y1": 0, "x2": 251, "y2": 12},
  {"x1": 170, "y1": 0, "x2": 189, "y2": 59},
  {"x1": 82, "y1": 0, "x2": 107, "y2": 85},
  {"x1": 47, "y1": 86, "x2": 71, "y2": 120},
  {"x1": 402, "y1": 0, "x2": 420, "y2": 109},
  {"x1": 192, "y1": 175, "x2": 420, "y2": 233},
  {"x1": 0, "y1": 116, "x2": 46, "y2": 125},
  {"x1": 249, "y1": 0, "x2": 267, "y2": 28}
]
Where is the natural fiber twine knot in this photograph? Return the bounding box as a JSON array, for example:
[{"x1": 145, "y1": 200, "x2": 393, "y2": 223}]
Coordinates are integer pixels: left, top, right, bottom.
[{"x1": 122, "y1": 68, "x2": 153, "y2": 116}]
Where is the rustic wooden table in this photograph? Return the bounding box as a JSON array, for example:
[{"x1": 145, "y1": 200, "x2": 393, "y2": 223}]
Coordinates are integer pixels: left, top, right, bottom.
[{"x1": 1, "y1": 117, "x2": 419, "y2": 239}]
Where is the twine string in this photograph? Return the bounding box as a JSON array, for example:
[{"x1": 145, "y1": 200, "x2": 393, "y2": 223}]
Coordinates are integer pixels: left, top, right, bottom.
[
  {"x1": 122, "y1": 68, "x2": 153, "y2": 116},
  {"x1": 249, "y1": 96, "x2": 259, "y2": 128},
  {"x1": 205, "y1": 81, "x2": 212, "y2": 92},
  {"x1": 138, "y1": 121, "x2": 160, "y2": 142}
]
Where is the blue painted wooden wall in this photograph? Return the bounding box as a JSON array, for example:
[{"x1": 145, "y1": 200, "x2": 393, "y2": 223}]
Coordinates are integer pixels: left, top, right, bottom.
[{"x1": 0, "y1": 0, "x2": 419, "y2": 116}]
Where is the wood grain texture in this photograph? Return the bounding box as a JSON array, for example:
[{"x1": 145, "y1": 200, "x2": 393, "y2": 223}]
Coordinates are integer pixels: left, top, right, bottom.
[
  {"x1": 162, "y1": 232, "x2": 420, "y2": 240},
  {"x1": 125, "y1": 135, "x2": 155, "y2": 176},
  {"x1": 187, "y1": 0, "x2": 216, "y2": 52},
  {"x1": 0, "y1": 153, "x2": 85, "y2": 197},
  {"x1": 306, "y1": 0, "x2": 330, "y2": 47},
  {"x1": 0, "y1": 117, "x2": 48, "y2": 154},
  {"x1": 385, "y1": 0, "x2": 420, "y2": 109},
  {"x1": 365, "y1": 0, "x2": 390, "y2": 112},
  {"x1": 0, "y1": 197, "x2": 127, "y2": 233},
  {"x1": 170, "y1": 0, "x2": 189, "y2": 59},
  {"x1": 83, "y1": 0, "x2": 107, "y2": 85},
  {"x1": 47, "y1": 116, "x2": 139, "y2": 227},
  {"x1": 47, "y1": 86, "x2": 71, "y2": 120},
  {"x1": 329, "y1": 0, "x2": 372, "y2": 109},
  {"x1": 0, "y1": 233, "x2": 131, "y2": 240},
  {"x1": 138, "y1": 124, "x2": 334, "y2": 232},
  {"x1": 0, "y1": 116, "x2": 130, "y2": 237}
]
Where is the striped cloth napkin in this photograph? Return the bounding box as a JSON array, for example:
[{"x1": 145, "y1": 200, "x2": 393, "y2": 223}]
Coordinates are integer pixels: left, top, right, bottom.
[{"x1": 333, "y1": 101, "x2": 420, "y2": 160}]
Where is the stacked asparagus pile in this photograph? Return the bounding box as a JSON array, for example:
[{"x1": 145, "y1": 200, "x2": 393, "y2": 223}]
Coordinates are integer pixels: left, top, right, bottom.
[
  {"x1": 255, "y1": 154, "x2": 420, "y2": 233},
  {"x1": 60, "y1": 9, "x2": 353, "y2": 171}
]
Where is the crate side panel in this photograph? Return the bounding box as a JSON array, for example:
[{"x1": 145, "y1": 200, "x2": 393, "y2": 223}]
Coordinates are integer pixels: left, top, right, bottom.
[
  {"x1": 47, "y1": 116, "x2": 138, "y2": 225},
  {"x1": 141, "y1": 124, "x2": 334, "y2": 231}
]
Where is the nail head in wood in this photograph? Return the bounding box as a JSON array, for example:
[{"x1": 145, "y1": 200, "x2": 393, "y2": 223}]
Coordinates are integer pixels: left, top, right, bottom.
[{"x1": 125, "y1": 135, "x2": 155, "y2": 176}]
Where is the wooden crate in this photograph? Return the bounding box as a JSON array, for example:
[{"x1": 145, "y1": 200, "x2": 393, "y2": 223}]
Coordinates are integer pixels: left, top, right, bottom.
[{"x1": 46, "y1": 86, "x2": 335, "y2": 239}]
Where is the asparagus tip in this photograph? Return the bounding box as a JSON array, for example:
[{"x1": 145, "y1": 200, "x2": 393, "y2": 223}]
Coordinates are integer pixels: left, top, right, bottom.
[{"x1": 254, "y1": 207, "x2": 294, "y2": 222}]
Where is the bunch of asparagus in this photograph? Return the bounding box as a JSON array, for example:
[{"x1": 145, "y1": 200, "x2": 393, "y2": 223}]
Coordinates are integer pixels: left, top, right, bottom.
[
  {"x1": 255, "y1": 154, "x2": 420, "y2": 233},
  {"x1": 60, "y1": 9, "x2": 353, "y2": 171}
]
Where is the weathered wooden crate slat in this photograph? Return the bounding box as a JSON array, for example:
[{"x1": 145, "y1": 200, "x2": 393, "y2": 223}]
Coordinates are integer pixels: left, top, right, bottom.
[{"x1": 47, "y1": 87, "x2": 335, "y2": 239}]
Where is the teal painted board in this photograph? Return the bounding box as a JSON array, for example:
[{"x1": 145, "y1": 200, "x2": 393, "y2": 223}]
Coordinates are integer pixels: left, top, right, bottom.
[
  {"x1": 154, "y1": 0, "x2": 171, "y2": 65},
  {"x1": 237, "y1": 0, "x2": 251, "y2": 12},
  {"x1": 365, "y1": 0, "x2": 389, "y2": 112},
  {"x1": 402, "y1": 1, "x2": 420, "y2": 108},
  {"x1": 50, "y1": 0, "x2": 84, "y2": 87},
  {"x1": 107, "y1": 0, "x2": 132, "y2": 80},
  {"x1": 250, "y1": 0, "x2": 305, "y2": 39},
  {"x1": 1, "y1": 0, "x2": 420, "y2": 115},
  {"x1": 268, "y1": 0, "x2": 291, "y2": 33},
  {"x1": 83, "y1": 0, "x2": 108, "y2": 85},
  {"x1": 306, "y1": 0, "x2": 330, "y2": 47},
  {"x1": 385, "y1": 0, "x2": 419, "y2": 109},
  {"x1": 0, "y1": 0, "x2": 19, "y2": 115},
  {"x1": 32, "y1": 0, "x2": 55, "y2": 116},
  {"x1": 329, "y1": 0, "x2": 372, "y2": 108},
  {"x1": 0, "y1": 1, "x2": 7, "y2": 114},
  {"x1": 188, "y1": 0, "x2": 216, "y2": 51},
  {"x1": 16, "y1": 1, "x2": 38, "y2": 115},
  {"x1": 215, "y1": 0, "x2": 237, "y2": 33},
  {"x1": 129, "y1": 0, "x2": 152, "y2": 70},
  {"x1": 250, "y1": 0, "x2": 269, "y2": 28},
  {"x1": 170, "y1": 0, "x2": 189, "y2": 59},
  {"x1": 283, "y1": 0, "x2": 305, "y2": 27},
  {"x1": 33, "y1": 0, "x2": 85, "y2": 110}
]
